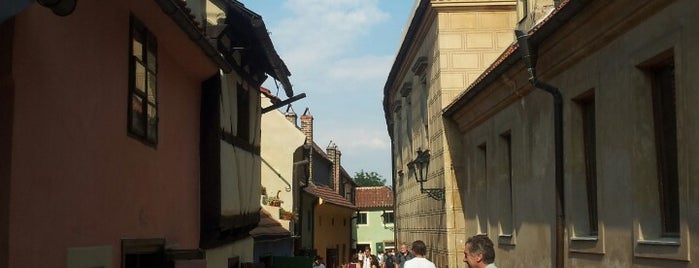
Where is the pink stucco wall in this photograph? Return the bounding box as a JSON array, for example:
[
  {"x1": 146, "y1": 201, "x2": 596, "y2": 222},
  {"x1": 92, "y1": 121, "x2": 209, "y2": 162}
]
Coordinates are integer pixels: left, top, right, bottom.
[{"x1": 7, "y1": 0, "x2": 218, "y2": 266}]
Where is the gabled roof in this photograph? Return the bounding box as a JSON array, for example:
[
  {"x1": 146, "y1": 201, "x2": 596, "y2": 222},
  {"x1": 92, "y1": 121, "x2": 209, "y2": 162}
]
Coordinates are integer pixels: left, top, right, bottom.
[
  {"x1": 355, "y1": 186, "x2": 394, "y2": 209},
  {"x1": 311, "y1": 142, "x2": 333, "y2": 163},
  {"x1": 340, "y1": 167, "x2": 358, "y2": 186},
  {"x1": 304, "y1": 183, "x2": 356, "y2": 209},
  {"x1": 249, "y1": 208, "x2": 291, "y2": 240}
]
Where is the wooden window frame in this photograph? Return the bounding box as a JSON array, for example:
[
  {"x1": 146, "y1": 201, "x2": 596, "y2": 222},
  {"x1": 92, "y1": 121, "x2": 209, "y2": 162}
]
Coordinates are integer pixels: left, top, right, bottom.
[
  {"x1": 383, "y1": 211, "x2": 395, "y2": 224},
  {"x1": 128, "y1": 15, "x2": 158, "y2": 146},
  {"x1": 357, "y1": 212, "x2": 368, "y2": 225},
  {"x1": 121, "y1": 238, "x2": 165, "y2": 268}
]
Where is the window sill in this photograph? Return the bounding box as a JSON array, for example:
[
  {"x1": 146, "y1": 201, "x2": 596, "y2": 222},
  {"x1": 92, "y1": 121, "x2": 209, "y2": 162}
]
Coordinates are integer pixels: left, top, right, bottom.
[
  {"x1": 571, "y1": 236, "x2": 598, "y2": 242},
  {"x1": 634, "y1": 237, "x2": 688, "y2": 261},
  {"x1": 637, "y1": 238, "x2": 680, "y2": 246},
  {"x1": 569, "y1": 235, "x2": 603, "y2": 255},
  {"x1": 498, "y1": 234, "x2": 515, "y2": 246}
]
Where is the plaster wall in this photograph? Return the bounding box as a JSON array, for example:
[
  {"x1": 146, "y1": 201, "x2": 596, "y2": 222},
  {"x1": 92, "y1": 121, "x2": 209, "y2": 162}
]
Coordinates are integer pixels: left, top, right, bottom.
[
  {"x1": 6, "y1": 0, "x2": 218, "y2": 266},
  {"x1": 356, "y1": 209, "x2": 395, "y2": 253},
  {"x1": 260, "y1": 97, "x2": 305, "y2": 224},
  {"x1": 448, "y1": 0, "x2": 699, "y2": 266},
  {"x1": 313, "y1": 204, "x2": 354, "y2": 266}
]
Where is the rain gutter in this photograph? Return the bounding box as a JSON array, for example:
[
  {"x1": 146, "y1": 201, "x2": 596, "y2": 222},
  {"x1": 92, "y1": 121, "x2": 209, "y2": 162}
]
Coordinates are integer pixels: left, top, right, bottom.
[{"x1": 515, "y1": 29, "x2": 564, "y2": 268}]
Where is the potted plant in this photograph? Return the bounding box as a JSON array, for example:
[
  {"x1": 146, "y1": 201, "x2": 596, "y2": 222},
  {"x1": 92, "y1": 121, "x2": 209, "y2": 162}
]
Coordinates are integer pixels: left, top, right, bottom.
[
  {"x1": 265, "y1": 190, "x2": 283, "y2": 207},
  {"x1": 279, "y1": 208, "x2": 294, "y2": 221},
  {"x1": 264, "y1": 196, "x2": 283, "y2": 207}
]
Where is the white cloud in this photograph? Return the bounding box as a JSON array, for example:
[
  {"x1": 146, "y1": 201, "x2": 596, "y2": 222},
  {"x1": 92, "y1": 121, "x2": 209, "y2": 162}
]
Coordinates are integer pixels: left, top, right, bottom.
[
  {"x1": 269, "y1": 0, "x2": 390, "y2": 71},
  {"x1": 253, "y1": 0, "x2": 400, "y2": 180},
  {"x1": 319, "y1": 127, "x2": 390, "y2": 152},
  {"x1": 327, "y1": 55, "x2": 394, "y2": 82}
]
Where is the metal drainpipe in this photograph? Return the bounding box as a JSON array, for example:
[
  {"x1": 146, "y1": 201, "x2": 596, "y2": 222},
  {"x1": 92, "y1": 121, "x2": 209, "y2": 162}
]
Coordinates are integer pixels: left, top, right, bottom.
[{"x1": 515, "y1": 30, "x2": 565, "y2": 268}]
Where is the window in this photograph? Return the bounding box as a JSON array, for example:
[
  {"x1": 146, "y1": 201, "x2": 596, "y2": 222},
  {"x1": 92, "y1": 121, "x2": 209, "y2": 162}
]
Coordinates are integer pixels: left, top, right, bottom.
[
  {"x1": 577, "y1": 93, "x2": 598, "y2": 236},
  {"x1": 648, "y1": 57, "x2": 679, "y2": 237},
  {"x1": 227, "y1": 257, "x2": 239, "y2": 268},
  {"x1": 122, "y1": 239, "x2": 165, "y2": 268},
  {"x1": 569, "y1": 89, "x2": 602, "y2": 254},
  {"x1": 345, "y1": 187, "x2": 354, "y2": 202},
  {"x1": 383, "y1": 211, "x2": 395, "y2": 224},
  {"x1": 357, "y1": 212, "x2": 368, "y2": 225},
  {"x1": 477, "y1": 143, "x2": 488, "y2": 235},
  {"x1": 499, "y1": 132, "x2": 513, "y2": 236},
  {"x1": 128, "y1": 16, "x2": 158, "y2": 145}
]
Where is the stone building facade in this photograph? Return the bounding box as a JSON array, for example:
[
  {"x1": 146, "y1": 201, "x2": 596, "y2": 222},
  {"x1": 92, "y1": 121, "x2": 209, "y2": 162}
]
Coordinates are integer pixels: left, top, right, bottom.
[
  {"x1": 383, "y1": 0, "x2": 516, "y2": 267},
  {"x1": 444, "y1": 0, "x2": 699, "y2": 266}
]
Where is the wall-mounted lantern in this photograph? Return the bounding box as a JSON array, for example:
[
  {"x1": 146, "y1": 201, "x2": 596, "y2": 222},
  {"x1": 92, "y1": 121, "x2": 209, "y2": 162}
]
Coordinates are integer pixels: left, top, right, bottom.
[{"x1": 407, "y1": 149, "x2": 444, "y2": 201}]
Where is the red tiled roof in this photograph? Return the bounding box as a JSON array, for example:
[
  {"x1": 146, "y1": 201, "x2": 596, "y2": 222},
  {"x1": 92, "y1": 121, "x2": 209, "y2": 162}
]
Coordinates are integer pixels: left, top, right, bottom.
[
  {"x1": 249, "y1": 208, "x2": 291, "y2": 240},
  {"x1": 304, "y1": 183, "x2": 356, "y2": 209},
  {"x1": 355, "y1": 186, "x2": 394, "y2": 209}
]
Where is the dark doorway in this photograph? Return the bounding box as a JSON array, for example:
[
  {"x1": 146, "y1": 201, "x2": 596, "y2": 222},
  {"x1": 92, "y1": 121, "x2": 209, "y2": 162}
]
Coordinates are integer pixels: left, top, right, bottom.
[{"x1": 326, "y1": 248, "x2": 338, "y2": 268}]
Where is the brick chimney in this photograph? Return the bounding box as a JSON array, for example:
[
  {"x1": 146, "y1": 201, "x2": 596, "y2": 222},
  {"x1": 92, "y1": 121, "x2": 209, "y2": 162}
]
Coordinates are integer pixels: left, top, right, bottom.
[
  {"x1": 300, "y1": 108, "x2": 313, "y2": 145},
  {"x1": 285, "y1": 106, "x2": 297, "y2": 127},
  {"x1": 326, "y1": 142, "x2": 342, "y2": 194},
  {"x1": 300, "y1": 108, "x2": 314, "y2": 183}
]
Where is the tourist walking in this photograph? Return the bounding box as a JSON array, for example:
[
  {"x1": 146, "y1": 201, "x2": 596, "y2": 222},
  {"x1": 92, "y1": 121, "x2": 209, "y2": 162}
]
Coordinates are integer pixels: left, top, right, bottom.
[
  {"x1": 395, "y1": 242, "x2": 414, "y2": 268},
  {"x1": 402, "y1": 240, "x2": 435, "y2": 268},
  {"x1": 463, "y1": 235, "x2": 497, "y2": 268}
]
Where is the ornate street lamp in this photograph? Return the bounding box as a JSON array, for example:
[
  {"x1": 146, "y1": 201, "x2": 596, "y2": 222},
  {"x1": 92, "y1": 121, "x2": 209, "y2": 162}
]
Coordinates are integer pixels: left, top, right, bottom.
[{"x1": 408, "y1": 149, "x2": 444, "y2": 201}]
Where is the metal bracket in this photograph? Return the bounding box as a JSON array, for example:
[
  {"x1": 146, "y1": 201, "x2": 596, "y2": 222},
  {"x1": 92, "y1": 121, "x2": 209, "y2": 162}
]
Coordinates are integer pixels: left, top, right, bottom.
[{"x1": 421, "y1": 188, "x2": 445, "y2": 201}]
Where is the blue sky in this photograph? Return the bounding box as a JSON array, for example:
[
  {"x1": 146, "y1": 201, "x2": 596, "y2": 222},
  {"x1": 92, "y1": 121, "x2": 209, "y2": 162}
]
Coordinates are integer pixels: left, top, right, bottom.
[{"x1": 241, "y1": 0, "x2": 415, "y2": 183}]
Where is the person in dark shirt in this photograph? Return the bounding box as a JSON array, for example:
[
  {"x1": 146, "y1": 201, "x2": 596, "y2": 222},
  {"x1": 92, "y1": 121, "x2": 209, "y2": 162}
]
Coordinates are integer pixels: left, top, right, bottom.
[
  {"x1": 395, "y1": 242, "x2": 414, "y2": 268},
  {"x1": 362, "y1": 247, "x2": 380, "y2": 268}
]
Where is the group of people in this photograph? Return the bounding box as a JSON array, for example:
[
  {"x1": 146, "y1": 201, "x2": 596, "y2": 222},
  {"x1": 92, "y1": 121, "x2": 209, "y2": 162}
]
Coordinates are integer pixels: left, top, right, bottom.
[{"x1": 337, "y1": 234, "x2": 496, "y2": 268}]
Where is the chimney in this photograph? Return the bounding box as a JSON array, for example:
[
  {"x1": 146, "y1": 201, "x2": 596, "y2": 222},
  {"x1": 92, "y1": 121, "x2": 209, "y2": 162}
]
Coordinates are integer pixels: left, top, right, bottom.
[
  {"x1": 300, "y1": 108, "x2": 314, "y2": 184},
  {"x1": 300, "y1": 108, "x2": 313, "y2": 145},
  {"x1": 285, "y1": 106, "x2": 298, "y2": 127},
  {"x1": 327, "y1": 142, "x2": 341, "y2": 193}
]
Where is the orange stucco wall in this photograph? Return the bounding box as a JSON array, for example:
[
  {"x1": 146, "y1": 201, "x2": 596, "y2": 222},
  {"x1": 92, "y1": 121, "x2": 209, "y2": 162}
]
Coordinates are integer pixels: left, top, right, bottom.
[{"x1": 6, "y1": 1, "x2": 217, "y2": 266}]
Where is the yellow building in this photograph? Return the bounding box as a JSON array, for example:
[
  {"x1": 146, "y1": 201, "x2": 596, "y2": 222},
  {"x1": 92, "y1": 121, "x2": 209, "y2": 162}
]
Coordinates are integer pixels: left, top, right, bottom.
[
  {"x1": 383, "y1": 1, "x2": 516, "y2": 267},
  {"x1": 296, "y1": 110, "x2": 358, "y2": 268}
]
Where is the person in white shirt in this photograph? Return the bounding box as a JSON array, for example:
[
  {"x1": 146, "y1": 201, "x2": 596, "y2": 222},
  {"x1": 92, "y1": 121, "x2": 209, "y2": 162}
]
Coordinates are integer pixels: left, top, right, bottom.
[{"x1": 402, "y1": 240, "x2": 435, "y2": 268}]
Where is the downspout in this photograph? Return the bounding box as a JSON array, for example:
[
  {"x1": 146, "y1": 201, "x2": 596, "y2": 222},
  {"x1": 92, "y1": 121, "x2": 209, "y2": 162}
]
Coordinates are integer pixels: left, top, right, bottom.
[
  {"x1": 260, "y1": 157, "x2": 292, "y2": 192},
  {"x1": 515, "y1": 30, "x2": 565, "y2": 268}
]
